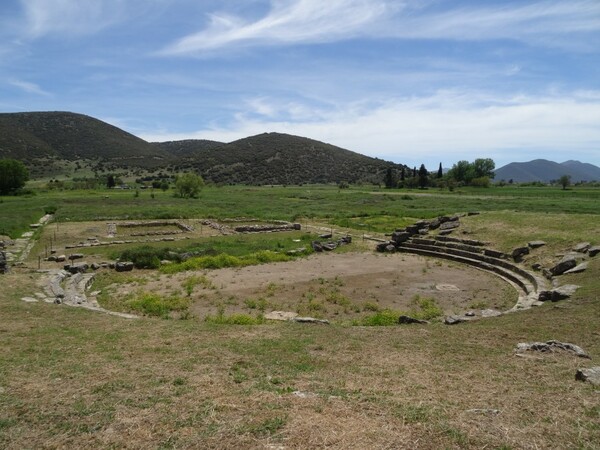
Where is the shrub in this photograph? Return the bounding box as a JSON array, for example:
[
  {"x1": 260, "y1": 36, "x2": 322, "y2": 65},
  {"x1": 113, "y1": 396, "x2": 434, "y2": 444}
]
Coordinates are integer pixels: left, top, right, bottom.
[
  {"x1": 0, "y1": 159, "x2": 29, "y2": 195},
  {"x1": 470, "y1": 176, "x2": 491, "y2": 188},
  {"x1": 175, "y1": 172, "x2": 204, "y2": 198},
  {"x1": 117, "y1": 246, "x2": 180, "y2": 269}
]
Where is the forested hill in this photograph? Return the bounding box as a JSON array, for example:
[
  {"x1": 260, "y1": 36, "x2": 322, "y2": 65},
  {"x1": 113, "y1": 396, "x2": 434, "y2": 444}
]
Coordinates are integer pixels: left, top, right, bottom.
[
  {"x1": 159, "y1": 132, "x2": 405, "y2": 185},
  {"x1": 0, "y1": 111, "x2": 404, "y2": 184},
  {"x1": 0, "y1": 111, "x2": 171, "y2": 168}
]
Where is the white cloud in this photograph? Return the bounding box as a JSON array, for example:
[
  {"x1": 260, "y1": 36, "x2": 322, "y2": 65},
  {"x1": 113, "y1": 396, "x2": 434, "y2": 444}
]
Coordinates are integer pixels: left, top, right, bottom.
[
  {"x1": 139, "y1": 90, "x2": 600, "y2": 167},
  {"x1": 388, "y1": 1, "x2": 600, "y2": 43},
  {"x1": 161, "y1": 0, "x2": 600, "y2": 55},
  {"x1": 161, "y1": 0, "x2": 393, "y2": 55},
  {"x1": 9, "y1": 79, "x2": 52, "y2": 96},
  {"x1": 19, "y1": 0, "x2": 166, "y2": 38}
]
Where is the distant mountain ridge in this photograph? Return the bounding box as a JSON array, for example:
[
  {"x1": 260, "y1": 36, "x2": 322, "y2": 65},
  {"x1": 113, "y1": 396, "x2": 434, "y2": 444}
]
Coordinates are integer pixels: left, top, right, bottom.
[
  {"x1": 0, "y1": 111, "x2": 404, "y2": 184},
  {"x1": 494, "y1": 159, "x2": 600, "y2": 183}
]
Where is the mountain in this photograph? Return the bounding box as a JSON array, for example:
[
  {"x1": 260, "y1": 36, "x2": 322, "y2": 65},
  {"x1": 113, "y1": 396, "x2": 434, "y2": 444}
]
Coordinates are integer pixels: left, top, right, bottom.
[
  {"x1": 559, "y1": 160, "x2": 600, "y2": 181},
  {"x1": 494, "y1": 159, "x2": 600, "y2": 183},
  {"x1": 155, "y1": 139, "x2": 225, "y2": 157},
  {"x1": 0, "y1": 112, "x2": 172, "y2": 174},
  {"x1": 160, "y1": 132, "x2": 405, "y2": 185},
  {"x1": 0, "y1": 111, "x2": 404, "y2": 184}
]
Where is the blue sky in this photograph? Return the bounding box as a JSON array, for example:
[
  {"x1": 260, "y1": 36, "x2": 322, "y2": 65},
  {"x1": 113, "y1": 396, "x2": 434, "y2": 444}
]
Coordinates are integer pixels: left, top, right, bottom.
[{"x1": 1, "y1": 0, "x2": 599, "y2": 169}]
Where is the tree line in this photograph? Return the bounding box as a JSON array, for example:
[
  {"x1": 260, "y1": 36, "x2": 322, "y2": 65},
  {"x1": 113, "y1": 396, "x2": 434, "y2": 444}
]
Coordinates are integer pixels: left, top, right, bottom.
[{"x1": 384, "y1": 158, "x2": 496, "y2": 189}]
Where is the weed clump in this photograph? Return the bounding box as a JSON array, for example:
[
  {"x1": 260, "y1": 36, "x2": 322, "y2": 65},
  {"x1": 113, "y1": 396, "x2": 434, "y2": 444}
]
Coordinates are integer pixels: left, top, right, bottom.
[
  {"x1": 359, "y1": 309, "x2": 401, "y2": 326},
  {"x1": 205, "y1": 312, "x2": 265, "y2": 325},
  {"x1": 126, "y1": 292, "x2": 190, "y2": 318},
  {"x1": 160, "y1": 251, "x2": 291, "y2": 274},
  {"x1": 357, "y1": 296, "x2": 443, "y2": 326}
]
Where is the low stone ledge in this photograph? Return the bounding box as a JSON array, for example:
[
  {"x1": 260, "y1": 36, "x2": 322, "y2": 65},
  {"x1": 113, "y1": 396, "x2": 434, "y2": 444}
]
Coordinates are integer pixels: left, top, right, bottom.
[
  {"x1": 575, "y1": 367, "x2": 600, "y2": 386},
  {"x1": 515, "y1": 340, "x2": 590, "y2": 358}
]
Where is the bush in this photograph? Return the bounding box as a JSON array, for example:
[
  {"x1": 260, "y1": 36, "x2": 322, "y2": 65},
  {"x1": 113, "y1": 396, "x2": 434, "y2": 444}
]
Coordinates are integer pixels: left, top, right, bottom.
[
  {"x1": 118, "y1": 246, "x2": 179, "y2": 269},
  {"x1": 470, "y1": 176, "x2": 491, "y2": 188},
  {"x1": 0, "y1": 159, "x2": 29, "y2": 195},
  {"x1": 175, "y1": 172, "x2": 204, "y2": 198}
]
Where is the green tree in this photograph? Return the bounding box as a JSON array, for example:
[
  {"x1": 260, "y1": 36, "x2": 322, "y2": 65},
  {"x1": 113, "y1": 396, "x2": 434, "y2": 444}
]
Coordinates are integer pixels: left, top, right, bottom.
[
  {"x1": 0, "y1": 159, "x2": 29, "y2": 195},
  {"x1": 107, "y1": 174, "x2": 116, "y2": 188},
  {"x1": 437, "y1": 162, "x2": 443, "y2": 179},
  {"x1": 175, "y1": 172, "x2": 204, "y2": 198},
  {"x1": 472, "y1": 158, "x2": 495, "y2": 179},
  {"x1": 559, "y1": 174, "x2": 571, "y2": 190},
  {"x1": 384, "y1": 167, "x2": 396, "y2": 189},
  {"x1": 447, "y1": 160, "x2": 473, "y2": 184},
  {"x1": 418, "y1": 164, "x2": 428, "y2": 189},
  {"x1": 447, "y1": 158, "x2": 495, "y2": 185}
]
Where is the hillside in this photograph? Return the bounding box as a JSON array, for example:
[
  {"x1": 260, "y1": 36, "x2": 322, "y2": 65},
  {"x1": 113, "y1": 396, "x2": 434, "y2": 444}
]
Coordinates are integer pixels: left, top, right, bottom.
[
  {"x1": 0, "y1": 112, "x2": 172, "y2": 173},
  {"x1": 155, "y1": 139, "x2": 225, "y2": 157},
  {"x1": 0, "y1": 112, "x2": 403, "y2": 185},
  {"x1": 166, "y1": 132, "x2": 404, "y2": 185},
  {"x1": 494, "y1": 159, "x2": 600, "y2": 183}
]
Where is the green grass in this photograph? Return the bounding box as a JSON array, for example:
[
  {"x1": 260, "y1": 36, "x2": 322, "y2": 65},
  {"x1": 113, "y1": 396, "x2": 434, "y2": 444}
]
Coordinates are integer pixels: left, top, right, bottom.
[
  {"x1": 204, "y1": 313, "x2": 265, "y2": 325},
  {"x1": 3, "y1": 184, "x2": 600, "y2": 238},
  {"x1": 1, "y1": 184, "x2": 599, "y2": 448},
  {"x1": 160, "y1": 250, "x2": 293, "y2": 274},
  {"x1": 79, "y1": 230, "x2": 316, "y2": 264},
  {"x1": 126, "y1": 292, "x2": 190, "y2": 318},
  {"x1": 357, "y1": 296, "x2": 444, "y2": 326}
]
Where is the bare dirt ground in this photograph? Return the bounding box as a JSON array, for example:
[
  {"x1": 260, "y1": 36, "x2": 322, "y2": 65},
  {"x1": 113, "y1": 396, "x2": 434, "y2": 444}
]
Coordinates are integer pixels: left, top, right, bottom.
[{"x1": 110, "y1": 252, "x2": 516, "y2": 320}]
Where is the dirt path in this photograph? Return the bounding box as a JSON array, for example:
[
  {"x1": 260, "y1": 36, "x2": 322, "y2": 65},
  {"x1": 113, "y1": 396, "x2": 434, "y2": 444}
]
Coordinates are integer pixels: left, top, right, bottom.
[{"x1": 112, "y1": 252, "x2": 516, "y2": 320}]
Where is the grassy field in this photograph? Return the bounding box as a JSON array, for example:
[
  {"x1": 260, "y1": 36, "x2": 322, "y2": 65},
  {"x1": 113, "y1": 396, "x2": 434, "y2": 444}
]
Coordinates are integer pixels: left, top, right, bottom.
[
  {"x1": 2, "y1": 184, "x2": 599, "y2": 238},
  {"x1": 1, "y1": 185, "x2": 599, "y2": 449}
]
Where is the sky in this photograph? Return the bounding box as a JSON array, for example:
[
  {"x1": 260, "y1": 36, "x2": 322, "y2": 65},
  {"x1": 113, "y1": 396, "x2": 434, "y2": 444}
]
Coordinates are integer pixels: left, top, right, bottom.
[{"x1": 1, "y1": 0, "x2": 599, "y2": 169}]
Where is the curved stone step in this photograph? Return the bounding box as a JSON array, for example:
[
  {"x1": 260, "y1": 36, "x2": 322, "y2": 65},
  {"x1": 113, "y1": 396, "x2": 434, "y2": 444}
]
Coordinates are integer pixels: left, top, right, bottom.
[
  {"x1": 396, "y1": 243, "x2": 545, "y2": 310},
  {"x1": 433, "y1": 235, "x2": 488, "y2": 247},
  {"x1": 401, "y1": 241, "x2": 544, "y2": 291},
  {"x1": 399, "y1": 244, "x2": 531, "y2": 291}
]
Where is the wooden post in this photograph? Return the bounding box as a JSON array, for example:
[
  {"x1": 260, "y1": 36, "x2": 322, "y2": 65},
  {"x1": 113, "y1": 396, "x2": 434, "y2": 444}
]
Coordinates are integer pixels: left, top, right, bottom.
[{"x1": 38, "y1": 255, "x2": 41, "y2": 269}]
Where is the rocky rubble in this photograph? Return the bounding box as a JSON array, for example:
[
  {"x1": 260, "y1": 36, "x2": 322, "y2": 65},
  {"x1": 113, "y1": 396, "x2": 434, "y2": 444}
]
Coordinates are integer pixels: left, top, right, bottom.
[
  {"x1": 235, "y1": 223, "x2": 301, "y2": 233},
  {"x1": 0, "y1": 244, "x2": 8, "y2": 274},
  {"x1": 575, "y1": 367, "x2": 600, "y2": 386},
  {"x1": 311, "y1": 236, "x2": 352, "y2": 252},
  {"x1": 515, "y1": 340, "x2": 590, "y2": 358}
]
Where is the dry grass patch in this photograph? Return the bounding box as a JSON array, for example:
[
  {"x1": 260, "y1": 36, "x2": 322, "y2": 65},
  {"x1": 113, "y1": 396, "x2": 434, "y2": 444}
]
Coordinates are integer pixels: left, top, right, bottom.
[{"x1": 2, "y1": 264, "x2": 599, "y2": 449}]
